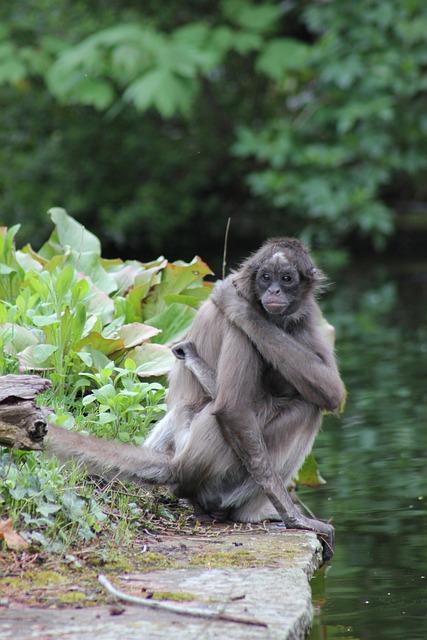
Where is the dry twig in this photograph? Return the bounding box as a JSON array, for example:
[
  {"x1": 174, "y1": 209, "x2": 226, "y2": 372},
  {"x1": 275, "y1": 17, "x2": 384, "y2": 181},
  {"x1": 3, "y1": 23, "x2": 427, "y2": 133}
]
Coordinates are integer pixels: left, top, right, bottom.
[{"x1": 98, "y1": 573, "x2": 267, "y2": 628}]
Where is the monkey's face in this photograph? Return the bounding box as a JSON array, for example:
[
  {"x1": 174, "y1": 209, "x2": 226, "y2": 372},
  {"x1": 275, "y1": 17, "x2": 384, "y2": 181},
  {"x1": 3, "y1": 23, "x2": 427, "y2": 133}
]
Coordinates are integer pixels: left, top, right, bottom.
[{"x1": 255, "y1": 259, "x2": 301, "y2": 316}]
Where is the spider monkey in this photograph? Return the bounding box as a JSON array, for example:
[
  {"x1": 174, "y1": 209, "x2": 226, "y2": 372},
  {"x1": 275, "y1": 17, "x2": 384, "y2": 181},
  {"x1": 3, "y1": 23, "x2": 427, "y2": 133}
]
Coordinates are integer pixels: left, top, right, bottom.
[{"x1": 48, "y1": 238, "x2": 345, "y2": 561}]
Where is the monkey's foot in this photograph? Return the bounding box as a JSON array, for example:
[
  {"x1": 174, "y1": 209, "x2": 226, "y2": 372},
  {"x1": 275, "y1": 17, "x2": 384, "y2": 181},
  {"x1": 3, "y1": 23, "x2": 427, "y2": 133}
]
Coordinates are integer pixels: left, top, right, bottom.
[
  {"x1": 318, "y1": 524, "x2": 334, "y2": 563},
  {"x1": 266, "y1": 521, "x2": 334, "y2": 564}
]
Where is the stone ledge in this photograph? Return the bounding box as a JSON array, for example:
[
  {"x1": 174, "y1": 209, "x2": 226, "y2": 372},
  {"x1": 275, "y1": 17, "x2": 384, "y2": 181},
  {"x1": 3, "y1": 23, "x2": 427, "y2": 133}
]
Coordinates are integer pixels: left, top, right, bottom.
[{"x1": 0, "y1": 530, "x2": 322, "y2": 639}]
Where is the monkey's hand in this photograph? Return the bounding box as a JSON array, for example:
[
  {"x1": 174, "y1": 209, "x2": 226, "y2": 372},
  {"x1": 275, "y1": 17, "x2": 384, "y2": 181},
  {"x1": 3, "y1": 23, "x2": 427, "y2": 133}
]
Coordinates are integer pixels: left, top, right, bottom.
[
  {"x1": 172, "y1": 341, "x2": 198, "y2": 362},
  {"x1": 211, "y1": 277, "x2": 251, "y2": 320},
  {"x1": 212, "y1": 277, "x2": 269, "y2": 337}
]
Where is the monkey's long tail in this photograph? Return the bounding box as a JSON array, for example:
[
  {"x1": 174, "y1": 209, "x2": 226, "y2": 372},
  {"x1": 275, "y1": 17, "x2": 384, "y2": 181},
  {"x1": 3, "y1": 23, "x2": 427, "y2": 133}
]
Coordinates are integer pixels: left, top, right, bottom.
[{"x1": 46, "y1": 424, "x2": 176, "y2": 486}]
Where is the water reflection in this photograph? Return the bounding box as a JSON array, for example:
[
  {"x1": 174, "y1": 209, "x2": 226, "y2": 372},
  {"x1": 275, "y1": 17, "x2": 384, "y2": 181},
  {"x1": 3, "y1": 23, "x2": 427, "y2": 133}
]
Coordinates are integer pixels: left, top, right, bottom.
[{"x1": 303, "y1": 262, "x2": 427, "y2": 640}]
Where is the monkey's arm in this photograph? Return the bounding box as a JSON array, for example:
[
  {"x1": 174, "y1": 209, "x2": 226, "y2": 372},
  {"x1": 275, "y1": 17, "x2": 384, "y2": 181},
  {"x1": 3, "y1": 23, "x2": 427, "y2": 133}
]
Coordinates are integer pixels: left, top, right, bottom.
[
  {"x1": 172, "y1": 342, "x2": 216, "y2": 398},
  {"x1": 212, "y1": 326, "x2": 334, "y2": 560},
  {"x1": 212, "y1": 279, "x2": 345, "y2": 412}
]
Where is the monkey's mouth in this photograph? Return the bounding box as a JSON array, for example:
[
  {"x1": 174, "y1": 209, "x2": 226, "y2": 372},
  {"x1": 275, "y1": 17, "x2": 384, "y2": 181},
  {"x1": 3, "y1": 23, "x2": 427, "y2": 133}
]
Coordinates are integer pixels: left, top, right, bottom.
[{"x1": 263, "y1": 302, "x2": 287, "y2": 314}]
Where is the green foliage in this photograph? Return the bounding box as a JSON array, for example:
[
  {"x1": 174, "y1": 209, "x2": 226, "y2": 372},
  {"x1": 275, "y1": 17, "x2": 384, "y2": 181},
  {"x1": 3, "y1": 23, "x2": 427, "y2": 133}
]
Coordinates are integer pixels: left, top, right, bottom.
[
  {"x1": 45, "y1": 23, "x2": 216, "y2": 115},
  {"x1": 0, "y1": 448, "x2": 168, "y2": 550},
  {"x1": 0, "y1": 208, "x2": 213, "y2": 468},
  {"x1": 42, "y1": 2, "x2": 286, "y2": 117},
  {"x1": 80, "y1": 360, "x2": 166, "y2": 443},
  {"x1": 3, "y1": 1, "x2": 427, "y2": 257},
  {"x1": 0, "y1": 209, "x2": 213, "y2": 389},
  {"x1": 0, "y1": 450, "x2": 107, "y2": 548},
  {"x1": 0, "y1": 209, "x2": 215, "y2": 549},
  {"x1": 0, "y1": 224, "x2": 25, "y2": 300},
  {"x1": 232, "y1": 0, "x2": 427, "y2": 249}
]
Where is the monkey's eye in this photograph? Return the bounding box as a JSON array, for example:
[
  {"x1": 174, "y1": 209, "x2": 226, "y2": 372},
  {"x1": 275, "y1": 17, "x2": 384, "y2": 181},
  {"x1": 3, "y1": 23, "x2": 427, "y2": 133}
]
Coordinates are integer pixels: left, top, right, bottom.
[
  {"x1": 260, "y1": 273, "x2": 271, "y2": 282},
  {"x1": 281, "y1": 274, "x2": 293, "y2": 283}
]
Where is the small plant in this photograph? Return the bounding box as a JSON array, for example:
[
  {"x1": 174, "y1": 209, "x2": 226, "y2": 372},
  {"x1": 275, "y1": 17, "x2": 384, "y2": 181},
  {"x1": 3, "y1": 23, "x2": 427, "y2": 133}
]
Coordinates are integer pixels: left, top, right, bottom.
[
  {"x1": 0, "y1": 450, "x2": 107, "y2": 549},
  {"x1": 80, "y1": 359, "x2": 167, "y2": 443}
]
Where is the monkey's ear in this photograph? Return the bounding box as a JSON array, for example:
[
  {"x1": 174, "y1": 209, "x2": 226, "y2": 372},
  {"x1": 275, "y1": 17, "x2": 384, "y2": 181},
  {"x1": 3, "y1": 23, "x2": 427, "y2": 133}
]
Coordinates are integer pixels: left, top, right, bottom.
[
  {"x1": 295, "y1": 248, "x2": 320, "y2": 281},
  {"x1": 305, "y1": 264, "x2": 327, "y2": 290}
]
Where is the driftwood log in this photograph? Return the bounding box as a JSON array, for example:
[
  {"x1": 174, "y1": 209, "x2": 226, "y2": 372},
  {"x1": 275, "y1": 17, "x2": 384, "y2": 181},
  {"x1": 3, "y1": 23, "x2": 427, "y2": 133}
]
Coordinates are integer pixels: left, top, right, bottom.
[{"x1": 0, "y1": 375, "x2": 51, "y2": 451}]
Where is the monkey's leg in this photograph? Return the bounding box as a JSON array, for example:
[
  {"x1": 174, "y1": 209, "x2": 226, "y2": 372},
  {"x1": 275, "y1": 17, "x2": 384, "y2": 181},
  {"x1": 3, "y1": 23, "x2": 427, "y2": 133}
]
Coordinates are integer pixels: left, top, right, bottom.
[
  {"x1": 173, "y1": 404, "x2": 236, "y2": 482},
  {"x1": 215, "y1": 411, "x2": 334, "y2": 560},
  {"x1": 143, "y1": 409, "x2": 177, "y2": 452},
  {"x1": 227, "y1": 399, "x2": 320, "y2": 523},
  {"x1": 263, "y1": 400, "x2": 322, "y2": 486},
  {"x1": 212, "y1": 327, "x2": 334, "y2": 560},
  {"x1": 256, "y1": 401, "x2": 335, "y2": 556},
  {"x1": 184, "y1": 401, "x2": 318, "y2": 524}
]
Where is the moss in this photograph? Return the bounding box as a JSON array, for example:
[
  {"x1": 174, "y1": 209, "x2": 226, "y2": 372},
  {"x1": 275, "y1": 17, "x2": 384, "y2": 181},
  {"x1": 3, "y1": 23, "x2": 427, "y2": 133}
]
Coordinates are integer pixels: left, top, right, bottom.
[
  {"x1": 134, "y1": 552, "x2": 174, "y2": 568},
  {"x1": 151, "y1": 591, "x2": 196, "y2": 602},
  {"x1": 102, "y1": 557, "x2": 134, "y2": 573},
  {"x1": 32, "y1": 571, "x2": 68, "y2": 586},
  {"x1": 1, "y1": 570, "x2": 69, "y2": 590},
  {"x1": 0, "y1": 577, "x2": 22, "y2": 589},
  {"x1": 57, "y1": 591, "x2": 87, "y2": 604},
  {"x1": 189, "y1": 544, "x2": 301, "y2": 569},
  {"x1": 192, "y1": 549, "x2": 256, "y2": 568}
]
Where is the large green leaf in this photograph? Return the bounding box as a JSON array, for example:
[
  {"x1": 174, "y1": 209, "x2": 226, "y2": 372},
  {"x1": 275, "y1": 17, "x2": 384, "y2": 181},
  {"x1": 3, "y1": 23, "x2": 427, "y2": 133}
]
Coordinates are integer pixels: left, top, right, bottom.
[
  {"x1": 74, "y1": 331, "x2": 123, "y2": 356},
  {"x1": 124, "y1": 69, "x2": 195, "y2": 117},
  {"x1": 147, "y1": 302, "x2": 197, "y2": 345},
  {"x1": 74, "y1": 323, "x2": 160, "y2": 364},
  {"x1": 85, "y1": 287, "x2": 115, "y2": 324},
  {"x1": 295, "y1": 454, "x2": 326, "y2": 487},
  {"x1": 0, "y1": 323, "x2": 39, "y2": 355},
  {"x1": 116, "y1": 322, "x2": 161, "y2": 347},
  {"x1": 125, "y1": 343, "x2": 175, "y2": 377},
  {"x1": 131, "y1": 285, "x2": 166, "y2": 322},
  {"x1": 43, "y1": 208, "x2": 101, "y2": 255},
  {"x1": 18, "y1": 343, "x2": 58, "y2": 369},
  {"x1": 38, "y1": 209, "x2": 117, "y2": 294},
  {"x1": 160, "y1": 257, "x2": 213, "y2": 295}
]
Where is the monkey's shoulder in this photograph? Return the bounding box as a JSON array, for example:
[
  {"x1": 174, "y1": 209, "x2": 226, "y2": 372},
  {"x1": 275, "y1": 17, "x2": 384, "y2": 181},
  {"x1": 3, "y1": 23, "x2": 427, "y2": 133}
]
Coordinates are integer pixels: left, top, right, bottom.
[{"x1": 187, "y1": 299, "x2": 228, "y2": 349}]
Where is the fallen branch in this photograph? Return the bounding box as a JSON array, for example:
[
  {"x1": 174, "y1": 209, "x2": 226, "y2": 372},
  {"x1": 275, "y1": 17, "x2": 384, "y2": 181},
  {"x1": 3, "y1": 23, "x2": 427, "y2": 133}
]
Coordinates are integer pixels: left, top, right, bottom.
[
  {"x1": 98, "y1": 574, "x2": 267, "y2": 628},
  {"x1": 0, "y1": 374, "x2": 51, "y2": 451}
]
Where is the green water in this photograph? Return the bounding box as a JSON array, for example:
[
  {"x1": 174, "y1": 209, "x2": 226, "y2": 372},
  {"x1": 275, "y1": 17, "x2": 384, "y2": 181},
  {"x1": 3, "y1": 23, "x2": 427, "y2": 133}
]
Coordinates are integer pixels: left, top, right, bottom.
[{"x1": 303, "y1": 262, "x2": 427, "y2": 640}]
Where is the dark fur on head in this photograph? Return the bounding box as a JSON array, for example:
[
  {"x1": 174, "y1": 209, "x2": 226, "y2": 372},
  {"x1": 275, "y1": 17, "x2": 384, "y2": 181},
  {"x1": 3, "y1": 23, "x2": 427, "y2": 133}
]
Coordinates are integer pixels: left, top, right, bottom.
[{"x1": 232, "y1": 237, "x2": 325, "y2": 304}]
